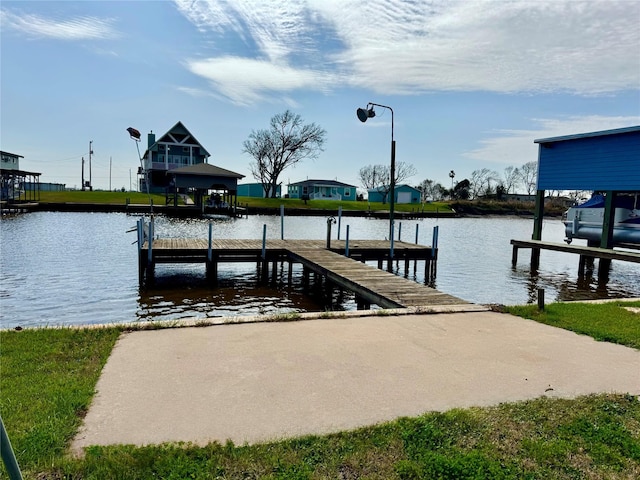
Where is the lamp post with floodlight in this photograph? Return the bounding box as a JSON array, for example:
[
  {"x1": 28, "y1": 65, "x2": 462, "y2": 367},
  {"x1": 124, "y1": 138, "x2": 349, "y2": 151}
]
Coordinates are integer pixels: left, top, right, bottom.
[{"x1": 356, "y1": 102, "x2": 395, "y2": 244}]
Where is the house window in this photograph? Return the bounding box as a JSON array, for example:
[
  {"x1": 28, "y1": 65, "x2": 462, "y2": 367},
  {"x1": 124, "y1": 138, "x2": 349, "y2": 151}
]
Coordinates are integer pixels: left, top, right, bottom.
[
  {"x1": 302, "y1": 186, "x2": 308, "y2": 194},
  {"x1": 183, "y1": 147, "x2": 189, "y2": 152},
  {"x1": 344, "y1": 190, "x2": 350, "y2": 197}
]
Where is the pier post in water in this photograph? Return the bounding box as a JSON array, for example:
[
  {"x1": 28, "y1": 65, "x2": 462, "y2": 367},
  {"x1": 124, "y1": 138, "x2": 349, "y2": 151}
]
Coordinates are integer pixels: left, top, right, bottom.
[{"x1": 206, "y1": 222, "x2": 217, "y2": 282}]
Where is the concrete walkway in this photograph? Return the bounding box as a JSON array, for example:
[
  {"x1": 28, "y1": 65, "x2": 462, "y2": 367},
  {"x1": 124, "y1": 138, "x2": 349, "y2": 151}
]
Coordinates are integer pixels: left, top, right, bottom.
[{"x1": 72, "y1": 311, "x2": 640, "y2": 454}]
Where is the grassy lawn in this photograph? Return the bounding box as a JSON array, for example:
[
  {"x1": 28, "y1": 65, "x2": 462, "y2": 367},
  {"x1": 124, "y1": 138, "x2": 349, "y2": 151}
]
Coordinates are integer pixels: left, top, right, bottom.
[
  {"x1": 505, "y1": 300, "x2": 640, "y2": 350},
  {"x1": 1, "y1": 301, "x2": 639, "y2": 479},
  {"x1": 30, "y1": 190, "x2": 454, "y2": 214},
  {"x1": 34, "y1": 190, "x2": 166, "y2": 205},
  {"x1": 237, "y1": 196, "x2": 453, "y2": 214}
]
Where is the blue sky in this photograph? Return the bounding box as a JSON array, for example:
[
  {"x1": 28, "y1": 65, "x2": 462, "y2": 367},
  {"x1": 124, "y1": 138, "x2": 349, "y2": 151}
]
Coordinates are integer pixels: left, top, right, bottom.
[{"x1": 1, "y1": 0, "x2": 639, "y2": 192}]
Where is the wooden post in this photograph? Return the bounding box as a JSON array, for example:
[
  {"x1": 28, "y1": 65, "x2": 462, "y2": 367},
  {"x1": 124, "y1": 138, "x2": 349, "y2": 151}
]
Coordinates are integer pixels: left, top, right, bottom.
[
  {"x1": 389, "y1": 219, "x2": 395, "y2": 266},
  {"x1": 431, "y1": 226, "x2": 439, "y2": 259},
  {"x1": 146, "y1": 218, "x2": 154, "y2": 283},
  {"x1": 530, "y1": 189, "x2": 545, "y2": 270},
  {"x1": 511, "y1": 245, "x2": 518, "y2": 266},
  {"x1": 356, "y1": 296, "x2": 371, "y2": 310},
  {"x1": 600, "y1": 191, "x2": 616, "y2": 249},
  {"x1": 337, "y1": 206, "x2": 342, "y2": 240},
  {"x1": 137, "y1": 219, "x2": 144, "y2": 285},
  {"x1": 537, "y1": 288, "x2": 545, "y2": 311},
  {"x1": 280, "y1": 205, "x2": 285, "y2": 240},
  {"x1": 345, "y1": 225, "x2": 350, "y2": 257},
  {"x1": 206, "y1": 222, "x2": 217, "y2": 282}
]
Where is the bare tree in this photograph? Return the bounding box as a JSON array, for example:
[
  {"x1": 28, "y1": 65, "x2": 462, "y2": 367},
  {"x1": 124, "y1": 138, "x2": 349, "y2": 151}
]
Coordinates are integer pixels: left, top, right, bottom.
[
  {"x1": 417, "y1": 178, "x2": 445, "y2": 202},
  {"x1": 517, "y1": 161, "x2": 538, "y2": 195},
  {"x1": 358, "y1": 164, "x2": 387, "y2": 191},
  {"x1": 243, "y1": 110, "x2": 326, "y2": 198},
  {"x1": 470, "y1": 168, "x2": 499, "y2": 199},
  {"x1": 502, "y1": 166, "x2": 520, "y2": 194},
  {"x1": 361, "y1": 162, "x2": 417, "y2": 204}
]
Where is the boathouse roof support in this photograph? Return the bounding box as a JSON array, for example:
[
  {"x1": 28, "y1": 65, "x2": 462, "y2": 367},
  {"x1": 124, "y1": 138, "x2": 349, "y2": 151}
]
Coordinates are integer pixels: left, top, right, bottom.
[{"x1": 531, "y1": 126, "x2": 640, "y2": 246}]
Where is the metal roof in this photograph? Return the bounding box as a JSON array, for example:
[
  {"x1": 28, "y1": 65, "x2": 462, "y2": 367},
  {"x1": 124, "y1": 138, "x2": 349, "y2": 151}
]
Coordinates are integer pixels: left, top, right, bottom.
[
  {"x1": 288, "y1": 179, "x2": 356, "y2": 188},
  {"x1": 169, "y1": 163, "x2": 244, "y2": 178},
  {"x1": 144, "y1": 121, "x2": 211, "y2": 158},
  {"x1": 534, "y1": 125, "x2": 640, "y2": 144},
  {"x1": 0, "y1": 168, "x2": 41, "y2": 176}
]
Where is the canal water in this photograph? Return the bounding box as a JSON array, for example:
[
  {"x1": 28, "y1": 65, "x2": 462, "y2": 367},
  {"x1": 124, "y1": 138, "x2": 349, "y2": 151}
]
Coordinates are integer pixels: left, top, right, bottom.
[{"x1": 1, "y1": 212, "x2": 639, "y2": 328}]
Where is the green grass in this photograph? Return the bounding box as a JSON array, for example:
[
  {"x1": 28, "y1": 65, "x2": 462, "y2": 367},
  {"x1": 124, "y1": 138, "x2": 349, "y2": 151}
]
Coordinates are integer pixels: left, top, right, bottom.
[
  {"x1": 0, "y1": 327, "x2": 120, "y2": 477},
  {"x1": 32, "y1": 395, "x2": 640, "y2": 479},
  {"x1": 29, "y1": 190, "x2": 454, "y2": 214},
  {"x1": 505, "y1": 300, "x2": 640, "y2": 349},
  {"x1": 34, "y1": 190, "x2": 166, "y2": 205},
  {"x1": 1, "y1": 302, "x2": 639, "y2": 479},
  {"x1": 237, "y1": 196, "x2": 453, "y2": 214}
]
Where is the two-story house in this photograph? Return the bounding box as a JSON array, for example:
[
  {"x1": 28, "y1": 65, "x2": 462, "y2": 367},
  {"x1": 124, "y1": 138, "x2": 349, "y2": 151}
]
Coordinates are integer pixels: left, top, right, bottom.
[{"x1": 140, "y1": 121, "x2": 211, "y2": 193}]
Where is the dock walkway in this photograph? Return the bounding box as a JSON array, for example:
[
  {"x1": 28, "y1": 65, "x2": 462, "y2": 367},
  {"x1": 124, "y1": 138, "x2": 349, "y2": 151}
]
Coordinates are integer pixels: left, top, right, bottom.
[
  {"x1": 138, "y1": 228, "x2": 465, "y2": 308},
  {"x1": 287, "y1": 247, "x2": 465, "y2": 308}
]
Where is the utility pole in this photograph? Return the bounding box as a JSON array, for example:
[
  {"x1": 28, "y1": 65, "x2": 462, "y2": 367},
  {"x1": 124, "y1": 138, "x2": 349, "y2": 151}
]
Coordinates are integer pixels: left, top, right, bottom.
[
  {"x1": 89, "y1": 140, "x2": 93, "y2": 191},
  {"x1": 81, "y1": 157, "x2": 85, "y2": 191}
]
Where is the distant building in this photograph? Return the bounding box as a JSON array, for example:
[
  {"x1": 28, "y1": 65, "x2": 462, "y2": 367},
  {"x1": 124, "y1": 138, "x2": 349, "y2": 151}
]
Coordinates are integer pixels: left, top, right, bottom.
[
  {"x1": 1, "y1": 151, "x2": 22, "y2": 171},
  {"x1": 140, "y1": 121, "x2": 211, "y2": 193},
  {"x1": 501, "y1": 193, "x2": 537, "y2": 203},
  {"x1": 368, "y1": 184, "x2": 421, "y2": 204},
  {"x1": 238, "y1": 182, "x2": 281, "y2": 198},
  {"x1": 287, "y1": 179, "x2": 357, "y2": 201},
  {"x1": 1, "y1": 151, "x2": 40, "y2": 202},
  {"x1": 25, "y1": 182, "x2": 66, "y2": 192}
]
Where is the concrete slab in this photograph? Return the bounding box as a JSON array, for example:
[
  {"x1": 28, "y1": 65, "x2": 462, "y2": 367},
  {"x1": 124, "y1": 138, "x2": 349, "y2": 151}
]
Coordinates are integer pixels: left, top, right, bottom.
[{"x1": 72, "y1": 312, "x2": 640, "y2": 454}]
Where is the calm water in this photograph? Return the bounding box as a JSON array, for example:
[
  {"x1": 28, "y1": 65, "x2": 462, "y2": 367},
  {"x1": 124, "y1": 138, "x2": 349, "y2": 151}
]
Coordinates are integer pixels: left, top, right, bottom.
[{"x1": 1, "y1": 212, "x2": 639, "y2": 328}]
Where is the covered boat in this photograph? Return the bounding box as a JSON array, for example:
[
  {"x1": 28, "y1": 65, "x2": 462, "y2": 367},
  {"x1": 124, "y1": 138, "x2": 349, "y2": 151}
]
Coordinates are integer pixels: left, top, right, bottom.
[{"x1": 563, "y1": 193, "x2": 640, "y2": 244}]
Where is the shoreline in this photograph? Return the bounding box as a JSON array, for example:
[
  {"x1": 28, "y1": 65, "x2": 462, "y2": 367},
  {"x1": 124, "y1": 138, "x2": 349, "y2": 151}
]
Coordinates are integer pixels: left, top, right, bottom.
[{"x1": 2, "y1": 201, "x2": 562, "y2": 218}]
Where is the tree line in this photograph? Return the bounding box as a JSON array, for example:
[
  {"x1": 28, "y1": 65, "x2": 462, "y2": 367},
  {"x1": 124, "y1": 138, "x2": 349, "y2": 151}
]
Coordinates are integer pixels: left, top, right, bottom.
[{"x1": 243, "y1": 111, "x2": 586, "y2": 203}]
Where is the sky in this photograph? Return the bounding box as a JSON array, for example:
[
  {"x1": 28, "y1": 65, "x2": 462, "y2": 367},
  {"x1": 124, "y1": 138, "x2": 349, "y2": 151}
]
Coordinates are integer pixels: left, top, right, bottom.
[{"x1": 1, "y1": 0, "x2": 639, "y2": 193}]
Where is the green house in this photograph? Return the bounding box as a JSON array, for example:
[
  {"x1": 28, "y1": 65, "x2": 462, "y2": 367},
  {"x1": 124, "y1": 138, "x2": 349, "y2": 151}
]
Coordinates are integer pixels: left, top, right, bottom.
[{"x1": 287, "y1": 179, "x2": 357, "y2": 201}]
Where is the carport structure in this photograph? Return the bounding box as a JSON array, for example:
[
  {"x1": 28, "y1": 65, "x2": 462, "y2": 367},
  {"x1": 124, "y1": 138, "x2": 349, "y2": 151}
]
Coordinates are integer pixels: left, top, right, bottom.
[
  {"x1": 525, "y1": 125, "x2": 640, "y2": 272},
  {"x1": 167, "y1": 163, "x2": 244, "y2": 212}
]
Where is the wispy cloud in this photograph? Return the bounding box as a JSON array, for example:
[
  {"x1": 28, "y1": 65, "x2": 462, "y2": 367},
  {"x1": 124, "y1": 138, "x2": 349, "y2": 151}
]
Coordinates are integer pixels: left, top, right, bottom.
[
  {"x1": 464, "y1": 115, "x2": 640, "y2": 167},
  {"x1": 185, "y1": 56, "x2": 336, "y2": 105},
  {"x1": 174, "y1": 0, "x2": 639, "y2": 104},
  {"x1": 0, "y1": 8, "x2": 118, "y2": 40}
]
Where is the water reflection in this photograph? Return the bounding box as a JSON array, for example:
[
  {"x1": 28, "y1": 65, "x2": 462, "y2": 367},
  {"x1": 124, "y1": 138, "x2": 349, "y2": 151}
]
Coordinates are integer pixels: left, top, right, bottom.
[{"x1": 1, "y1": 212, "x2": 638, "y2": 328}]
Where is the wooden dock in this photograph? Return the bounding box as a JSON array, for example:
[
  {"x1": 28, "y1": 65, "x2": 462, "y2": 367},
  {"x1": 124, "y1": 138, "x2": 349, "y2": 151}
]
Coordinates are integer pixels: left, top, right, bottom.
[
  {"x1": 136, "y1": 220, "x2": 469, "y2": 309},
  {"x1": 287, "y1": 247, "x2": 465, "y2": 309},
  {"x1": 510, "y1": 239, "x2": 640, "y2": 278}
]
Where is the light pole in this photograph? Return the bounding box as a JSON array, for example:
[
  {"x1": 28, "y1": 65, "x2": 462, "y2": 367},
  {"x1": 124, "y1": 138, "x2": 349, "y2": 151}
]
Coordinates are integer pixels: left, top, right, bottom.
[{"x1": 357, "y1": 102, "x2": 395, "y2": 242}]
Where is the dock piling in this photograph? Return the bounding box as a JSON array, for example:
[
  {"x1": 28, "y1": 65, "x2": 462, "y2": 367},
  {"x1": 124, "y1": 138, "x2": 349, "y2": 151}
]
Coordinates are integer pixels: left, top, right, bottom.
[{"x1": 345, "y1": 225, "x2": 350, "y2": 257}]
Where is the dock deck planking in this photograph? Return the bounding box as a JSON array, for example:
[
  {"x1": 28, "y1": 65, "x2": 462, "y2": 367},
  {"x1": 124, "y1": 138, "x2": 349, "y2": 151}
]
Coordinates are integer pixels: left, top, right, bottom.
[{"x1": 139, "y1": 237, "x2": 462, "y2": 308}]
